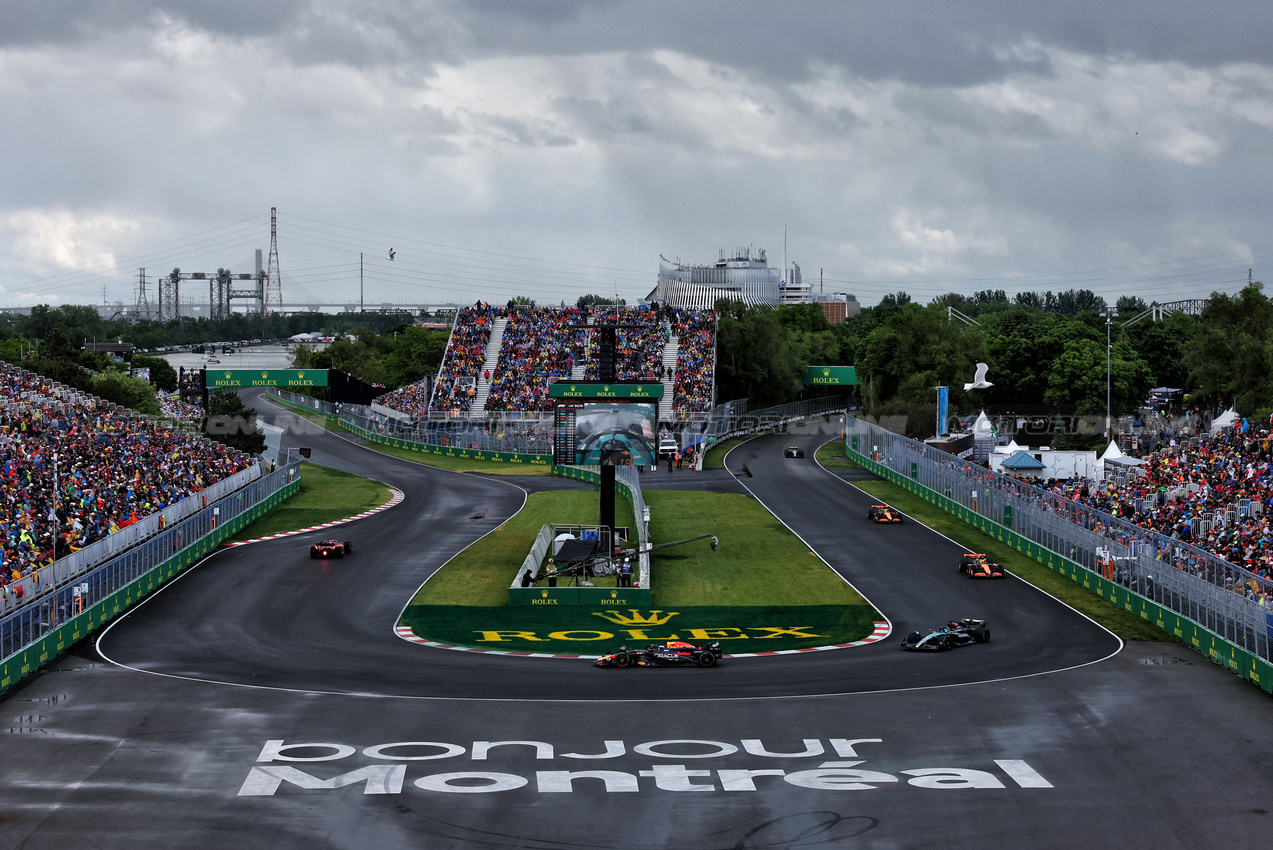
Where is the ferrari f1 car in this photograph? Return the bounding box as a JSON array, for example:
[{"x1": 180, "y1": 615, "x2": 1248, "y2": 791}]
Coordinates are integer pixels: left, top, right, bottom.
[
  {"x1": 958, "y1": 553, "x2": 1005, "y2": 579},
  {"x1": 310, "y1": 539, "x2": 353, "y2": 559},
  {"x1": 784, "y1": 446, "x2": 805, "y2": 458},
  {"x1": 595, "y1": 640, "x2": 723, "y2": 668},
  {"x1": 899, "y1": 618, "x2": 990, "y2": 651},
  {"x1": 867, "y1": 504, "x2": 903, "y2": 523}
]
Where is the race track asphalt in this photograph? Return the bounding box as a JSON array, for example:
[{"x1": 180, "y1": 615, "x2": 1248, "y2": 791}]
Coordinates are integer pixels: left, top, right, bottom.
[
  {"x1": 94, "y1": 406, "x2": 1119, "y2": 700},
  {"x1": 1, "y1": 401, "x2": 1271, "y2": 849}
]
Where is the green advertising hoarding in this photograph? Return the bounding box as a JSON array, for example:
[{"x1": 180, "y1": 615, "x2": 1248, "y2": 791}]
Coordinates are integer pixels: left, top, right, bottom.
[
  {"x1": 206, "y1": 369, "x2": 329, "y2": 388},
  {"x1": 803, "y1": 366, "x2": 858, "y2": 386},
  {"x1": 548, "y1": 382, "x2": 664, "y2": 399}
]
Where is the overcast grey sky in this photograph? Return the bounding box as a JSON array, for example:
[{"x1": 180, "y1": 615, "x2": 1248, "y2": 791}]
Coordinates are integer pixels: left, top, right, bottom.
[{"x1": 2, "y1": 0, "x2": 1271, "y2": 310}]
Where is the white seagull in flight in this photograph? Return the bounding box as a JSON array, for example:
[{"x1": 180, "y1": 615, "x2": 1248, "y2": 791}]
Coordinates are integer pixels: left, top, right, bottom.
[{"x1": 964, "y1": 362, "x2": 993, "y2": 392}]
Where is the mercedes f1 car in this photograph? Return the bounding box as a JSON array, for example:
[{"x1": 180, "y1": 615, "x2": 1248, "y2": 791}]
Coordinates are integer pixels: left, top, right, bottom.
[
  {"x1": 595, "y1": 640, "x2": 723, "y2": 668},
  {"x1": 958, "y1": 553, "x2": 1005, "y2": 579},
  {"x1": 310, "y1": 539, "x2": 353, "y2": 559},
  {"x1": 867, "y1": 504, "x2": 903, "y2": 523},
  {"x1": 784, "y1": 446, "x2": 805, "y2": 458},
  {"x1": 899, "y1": 618, "x2": 990, "y2": 651}
]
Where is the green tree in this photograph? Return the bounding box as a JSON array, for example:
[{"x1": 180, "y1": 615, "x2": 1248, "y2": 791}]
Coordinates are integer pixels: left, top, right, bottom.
[
  {"x1": 1043, "y1": 337, "x2": 1152, "y2": 417},
  {"x1": 202, "y1": 390, "x2": 266, "y2": 455},
  {"x1": 1124, "y1": 311, "x2": 1197, "y2": 389},
  {"x1": 714, "y1": 300, "x2": 803, "y2": 406},
  {"x1": 1116, "y1": 295, "x2": 1149, "y2": 316},
  {"x1": 133, "y1": 354, "x2": 179, "y2": 392},
  {"x1": 1184, "y1": 284, "x2": 1273, "y2": 415}
]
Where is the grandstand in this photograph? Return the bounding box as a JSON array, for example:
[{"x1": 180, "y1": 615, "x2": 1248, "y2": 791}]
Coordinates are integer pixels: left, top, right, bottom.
[
  {"x1": 373, "y1": 304, "x2": 718, "y2": 425},
  {"x1": 0, "y1": 361, "x2": 256, "y2": 606}
]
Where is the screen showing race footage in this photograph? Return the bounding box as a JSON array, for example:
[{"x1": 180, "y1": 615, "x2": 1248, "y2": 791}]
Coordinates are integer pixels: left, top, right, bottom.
[{"x1": 555, "y1": 401, "x2": 658, "y2": 466}]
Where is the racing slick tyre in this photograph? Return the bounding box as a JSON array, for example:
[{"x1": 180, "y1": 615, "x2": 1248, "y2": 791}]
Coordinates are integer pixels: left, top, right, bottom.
[
  {"x1": 345, "y1": 541, "x2": 353, "y2": 553},
  {"x1": 904, "y1": 631, "x2": 921, "y2": 646},
  {"x1": 310, "y1": 550, "x2": 318, "y2": 559},
  {"x1": 614, "y1": 652, "x2": 631, "y2": 668},
  {"x1": 333, "y1": 549, "x2": 344, "y2": 558},
  {"x1": 697, "y1": 652, "x2": 718, "y2": 668},
  {"x1": 980, "y1": 630, "x2": 991, "y2": 643},
  {"x1": 939, "y1": 636, "x2": 954, "y2": 651}
]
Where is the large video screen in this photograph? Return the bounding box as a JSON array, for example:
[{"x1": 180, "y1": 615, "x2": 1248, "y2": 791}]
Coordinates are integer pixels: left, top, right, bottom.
[{"x1": 564, "y1": 402, "x2": 658, "y2": 466}]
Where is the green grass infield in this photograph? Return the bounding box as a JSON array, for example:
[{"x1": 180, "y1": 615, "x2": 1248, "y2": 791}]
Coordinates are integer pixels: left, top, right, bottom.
[
  {"x1": 401, "y1": 489, "x2": 882, "y2": 652},
  {"x1": 226, "y1": 463, "x2": 390, "y2": 542},
  {"x1": 399, "y1": 604, "x2": 880, "y2": 655}
]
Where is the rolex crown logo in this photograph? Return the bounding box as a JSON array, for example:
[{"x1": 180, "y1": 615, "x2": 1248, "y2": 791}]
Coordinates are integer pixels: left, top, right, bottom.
[
  {"x1": 541, "y1": 590, "x2": 549, "y2": 598},
  {"x1": 591, "y1": 609, "x2": 679, "y2": 626},
  {"x1": 610, "y1": 590, "x2": 618, "y2": 598},
  {"x1": 823, "y1": 368, "x2": 831, "y2": 376}
]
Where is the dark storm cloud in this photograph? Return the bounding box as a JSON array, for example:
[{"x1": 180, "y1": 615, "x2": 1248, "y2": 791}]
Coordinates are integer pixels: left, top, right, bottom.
[
  {"x1": 445, "y1": 0, "x2": 1273, "y2": 85},
  {"x1": 13, "y1": 1, "x2": 1271, "y2": 83},
  {"x1": 0, "y1": 0, "x2": 306, "y2": 46}
]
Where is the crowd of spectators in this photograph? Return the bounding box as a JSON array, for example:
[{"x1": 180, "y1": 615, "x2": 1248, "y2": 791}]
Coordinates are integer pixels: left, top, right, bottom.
[
  {"x1": 582, "y1": 306, "x2": 664, "y2": 382},
  {"x1": 671, "y1": 309, "x2": 717, "y2": 412},
  {"x1": 1017, "y1": 426, "x2": 1273, "y2": 594},
  {"x1": 373, "y1": 380, "x2": 431, "y2": 418},
  {"x1": 398, "y1": 302, "x2": 718, "y2": 417},
  {"x1": 0, "y1": 363, "x2": 252, "y2": 592},
  {"x1": 157, "y1": 392, "x2": 204, "y2": 425},
  {"x1": 430, "y1": 305, "x2": 498, "y2": 413},
  {"x1": 485, "y1": 307, "x2": 585, "y2": 411}
]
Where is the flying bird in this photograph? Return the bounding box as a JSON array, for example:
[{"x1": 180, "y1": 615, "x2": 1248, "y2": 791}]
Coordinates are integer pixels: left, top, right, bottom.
[
  {"x1": 389, "y1": 248, "x2": 396, "y2": 260},
  {"x1": 963, "y1": 362, "x2": 993, "y2": 392}
]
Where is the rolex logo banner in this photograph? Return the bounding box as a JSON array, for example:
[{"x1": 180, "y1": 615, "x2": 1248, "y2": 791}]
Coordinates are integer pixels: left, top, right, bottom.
[{"x1": 398, "y1": 605, "x2": 881, "y2": 654}]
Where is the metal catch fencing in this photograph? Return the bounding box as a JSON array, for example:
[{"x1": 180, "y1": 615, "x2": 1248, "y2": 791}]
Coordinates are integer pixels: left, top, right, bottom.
[
  {"x1": 0, "y1": 463, "x2": 264, "y2": 617},
  {"x1": 271, "y1": 389, "x2": 554, "y2": 456},
  {"x1": 845, "y1": 416, "x2": 1273, "y2": 662},
  {"x1": 0, "y1": 461, "x2": 300, "y2": 665}
]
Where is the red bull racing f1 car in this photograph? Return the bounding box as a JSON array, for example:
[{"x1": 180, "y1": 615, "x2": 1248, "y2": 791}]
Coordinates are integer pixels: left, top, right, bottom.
[
  {"x1": 900, "y1": 618, "x2": 990, "y2": 651},
  {"x1": 959, "y1": 553, "x2": 1006, "y2": 579},
  {"x1": 867, "y1": 504, "x2": 903, "y2": 523},
  {"x1": 310, "y1": 539, "x2": 353, "y2": 559},
  {"x1": 595, "y1": 641, "x2": 723, "y2": 668}
]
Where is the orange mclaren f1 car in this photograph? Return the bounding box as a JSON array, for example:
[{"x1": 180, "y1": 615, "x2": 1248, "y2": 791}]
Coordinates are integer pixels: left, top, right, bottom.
[
  {"x1": 867, "y1": 504, "x2": 903, "y2": 523},
  {"x1": 958, "y1": 553, "x2": 1006, "y2": 579}
]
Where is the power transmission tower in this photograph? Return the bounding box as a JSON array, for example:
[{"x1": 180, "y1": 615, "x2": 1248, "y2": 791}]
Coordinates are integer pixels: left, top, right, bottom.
[
  {"x1": 265, "y1": 207, "x2": 283, "y2": 315},
  {"x1": 134, "y1": 268, "x2": 154, "y2": 320}
]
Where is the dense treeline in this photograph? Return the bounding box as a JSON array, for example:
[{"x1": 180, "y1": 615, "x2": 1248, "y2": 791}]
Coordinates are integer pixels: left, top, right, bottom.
[
  {"x1": 6, "y1": 283, "x2": 1272, "y2": 446},
  {"x1": 0, "y1": 303, "x2": 420, "y2": 350},
  {"x1": 714, "y1": 283, "x2": 1273, "y2": 442}
]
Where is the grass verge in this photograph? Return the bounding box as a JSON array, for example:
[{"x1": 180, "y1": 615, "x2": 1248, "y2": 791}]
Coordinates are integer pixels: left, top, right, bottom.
[
  {"x1": 846, "y1": 474, "x2": 1173, "y2": 642},
  {"x1": 411, "y1": 491, "x2": 637, "y2": 606},
  {"x1": 400, "y1": 489, "x2": 881, "y2": 653},
  {"x1": 815, "y1": 440, "x2": 860, "y2": 469},
  {"x1": 362, "y1": 442, "x2": 553, "y2": 476},
  {"x1": 645, "y1": 490, "x2": 865, "y2": 607},
  {"x1": 225, "y1": 462, "x2": 391, "y2": 542}
]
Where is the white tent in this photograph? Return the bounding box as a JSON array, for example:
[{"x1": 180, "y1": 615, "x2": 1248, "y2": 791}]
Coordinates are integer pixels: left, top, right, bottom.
[
  {"x1": 1211, "y1": 408, "x2": 1238, "y2": 434},
  {"x1": 1100, "y1": 440, "x2": 1124, "y2": 461}
]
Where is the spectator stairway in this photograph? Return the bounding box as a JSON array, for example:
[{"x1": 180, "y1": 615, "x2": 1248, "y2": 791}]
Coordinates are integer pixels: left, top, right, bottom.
[
  {"x1": 659, "y1": 327, "x2": 678, "y2": 423},
  {"x1": 469, "y1": 315, "x2": 508, "y2": 417}
]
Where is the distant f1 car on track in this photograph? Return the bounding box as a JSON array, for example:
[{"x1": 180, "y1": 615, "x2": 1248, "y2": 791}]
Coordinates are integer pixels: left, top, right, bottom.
[
  {"x1": 867, "y1": 504, "x2": 903, "y2": 523},
  {"x1": 784, "y1": 446, "x2": 805, "y2": 458},
  {"x1": 958, "y1": 553, "x2": 1005, "y2": 579},
  {"x1": 595, "y1": 641, "x2": 723, "y2": 668},
  {"x1": 310, "y1": 539, "x2": 353, "y2": 559},
  {"x1": 900, "y1": 618, "x2": 990, "y2": 651}
]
